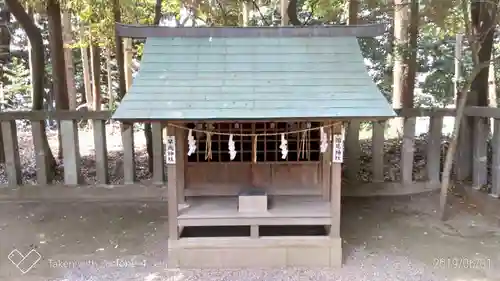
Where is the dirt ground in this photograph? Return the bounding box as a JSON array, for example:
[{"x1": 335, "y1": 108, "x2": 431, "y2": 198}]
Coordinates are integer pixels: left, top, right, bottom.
[{"x1": 0, "y1": 191, "x2": 498, "y2": 281}]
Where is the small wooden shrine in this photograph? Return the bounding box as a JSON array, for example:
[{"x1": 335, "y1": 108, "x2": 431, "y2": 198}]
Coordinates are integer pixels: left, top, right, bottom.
[{"x1": 113, "y1": 23, "x2": 395, "y2": 268}]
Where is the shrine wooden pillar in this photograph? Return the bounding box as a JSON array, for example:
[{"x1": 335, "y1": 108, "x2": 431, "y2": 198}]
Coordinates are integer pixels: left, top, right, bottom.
[
  {"x1": 166, "y1": 126, "x2": 179, "y2": 240},
  {"x1": 176, "y1": 127, "x2": 186, "y2": 204},
  {"x1": 329, "y1": 122, "x2": 343, "y2": 238}
]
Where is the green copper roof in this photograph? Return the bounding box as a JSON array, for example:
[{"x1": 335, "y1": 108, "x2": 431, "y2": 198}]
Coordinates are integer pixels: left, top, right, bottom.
[{"x1": 112, "y1": 35, "x2": 395, "y2": 120}]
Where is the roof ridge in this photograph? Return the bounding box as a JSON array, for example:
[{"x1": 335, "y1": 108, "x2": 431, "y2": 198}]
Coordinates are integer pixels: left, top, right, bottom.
[{"x1": 115, "y1": 23, "x2": 386, "y2": 39}]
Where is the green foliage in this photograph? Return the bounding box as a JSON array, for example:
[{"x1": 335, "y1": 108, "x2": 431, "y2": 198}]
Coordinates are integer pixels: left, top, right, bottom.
[
  {"x1": 356, "y1": 0, "x2": 483, "y2": 107},
  {"x1": 420, "y1": 0, "x2": 465, "y2": 36},
  {"x1": 65, "y1": 0, "x2": 161, "y2": 48},
  {"x1": 308, "y1": 0, "x2": 344, "y2": 23},
  {"x1": 359, "y1": 36, "x2": 393, "y2": 101},
  {"x1": 2, "y1": 57, "x2": 32, "y2": 110},
  {"x1": 3, "y1": 0, "x2": 498, "y2": 113}
]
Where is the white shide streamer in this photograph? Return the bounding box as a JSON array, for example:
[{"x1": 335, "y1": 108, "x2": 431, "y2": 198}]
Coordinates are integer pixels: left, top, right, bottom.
[
  {"x1": 280, "y1": 133, "x2": 288, "y2": 159},
  {"x1": 320, "y1": 127, "x2": 328, "y2": 153},
  {"x1": 228, "y1": 134, "x2": 237, "y2": 160},
  {"x1": 187, "y1": 129, "x2": 197, "y2": 156}
]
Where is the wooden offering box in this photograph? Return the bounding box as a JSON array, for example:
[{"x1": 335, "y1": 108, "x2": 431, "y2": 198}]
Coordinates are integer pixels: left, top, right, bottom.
[{"x1": 238, "y1": 188, "x2": 269, "y2": 213}]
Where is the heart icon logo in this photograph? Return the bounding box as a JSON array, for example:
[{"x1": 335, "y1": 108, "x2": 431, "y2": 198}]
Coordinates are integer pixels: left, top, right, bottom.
[{"x1": 8, "y1": 249, "x2": 42, "y2": 274}]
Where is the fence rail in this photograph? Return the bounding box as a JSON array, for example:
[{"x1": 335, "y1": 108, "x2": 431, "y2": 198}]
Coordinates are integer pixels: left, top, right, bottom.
[
  {"x1": 0, "y1": 107, "x2": 498, "y2": 201},
  {"x1": 344, "y1": 107, "x2": 499, "y2": 198}
]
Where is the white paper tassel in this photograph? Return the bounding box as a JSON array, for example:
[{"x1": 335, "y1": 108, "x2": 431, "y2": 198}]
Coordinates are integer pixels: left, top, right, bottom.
[
  {"x1": 320, "y1": 127, "x2": 328, "y2": 153},
  {"x1": 228, "y1": 134, "x2": 237, "y2": 160},
  {"x1": 187, "y1": 129, "x2": 196, "y2": 156},
  {"x1": 280, "y1": 133, "x2": 288, "y2": 159}
]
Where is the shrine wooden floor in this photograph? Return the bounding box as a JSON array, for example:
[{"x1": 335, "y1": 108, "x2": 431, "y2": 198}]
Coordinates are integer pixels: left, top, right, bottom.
[{"x1": 177, "y1": 196, "x2": 331, "y2": 227}]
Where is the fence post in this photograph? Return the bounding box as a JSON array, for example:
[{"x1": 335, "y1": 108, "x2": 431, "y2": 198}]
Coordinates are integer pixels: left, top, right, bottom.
[
  {"x1": 401, "y1": 117, "x2": 416, "y2": 185},
  {"x1": 472, "y1": 117, "x2": 488, "y2": 190},
  {"x1": 1, "y1": 120, "x2": 21, "y2": 186},
  {"x1": 93, "y1": 119, "x2": 109, "y2": 184},
  {"x1": 121, "y1": 122, "x2": 136, "y2": 184},
  {"x1": 61, "y1": 120, "x2": 82, "y2": 185},
  {"x1": 427, "y1": 116, "x2": 443, "y2": 183},
  {"x1": 371, "y1": 121, "x2": 385, "y2": 182},
  {"x1": 31, "y1": 121, "x2": 51, "y2": 184}
]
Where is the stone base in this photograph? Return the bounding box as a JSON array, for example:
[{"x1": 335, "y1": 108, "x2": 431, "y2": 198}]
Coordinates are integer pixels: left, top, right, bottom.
[{"x1": 167, "y1": 236, "x2": 342, "y2": 268}]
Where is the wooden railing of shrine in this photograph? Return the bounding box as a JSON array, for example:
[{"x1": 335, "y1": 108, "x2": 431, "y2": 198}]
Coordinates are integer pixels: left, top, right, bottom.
[{"x1": 0, "y1": 107, "x2": 498, "y2": 201}]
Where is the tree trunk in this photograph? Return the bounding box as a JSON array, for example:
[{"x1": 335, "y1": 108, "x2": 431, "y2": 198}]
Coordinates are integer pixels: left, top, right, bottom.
[
  {"x1": 47, "y1": 0, "x2": 70, "y2": 160},
  {"x1": 0, "y1": 3, "x2": 10, "y2": 76},
  {"x1": 62, "y1": 10, "x2": 77, "y2": 110},
  {"x1": 454, "y1": 0, "x2": 500, "y2": 182},
  {"x1": 488, "y1": 57, "x2": 496, "y2": 134},
  {"x1": 391, "y1": 0, "x2": 410, "y2": 134},
  {"x1": 402, "y1": 0, "x2": 418, "y2": 108},
  {"x1": 27, "y1": 8, "x2": 34, "y2": 106},
  {"x1": 47, "y1": 0, "x2": 69, "y2": 110},
  {"x1": 488, "y1": 56, "x2": 497, "y2": 108},
  {"x1": 454, "y1": 33, "x2": 463, "y2": 104},
  {"x1": 440, "y1": 0, "x2": 499, "y2": 220},
  {"x1": 347, "y1": 0, "x2": 358, "y2": 24},
  {"x1": 0, "y1": 3, "x2": 10, "y2": 164},
  {"x1": 5, "y1": 0, "x2": 56, "y2": 171},
  {"x1": 153, "y1": 0, "x2": 162, "y2": 24},
  {"x1": 123, "y1": 38, "x2": 133, "y2": 90},
  {"x1": 82, "y1": 46, "x2": 92, "y2": 109},
  {"x1": 241, "y1": 1, "x2": 250, "y2": 26},
  {"x1": 80, "y1": 23, "x2": 92, "y2": 109},
  {"x1": 440, "y1": 61, "x2": 492, "y2": 220},
  {"x1": 144, "y1": 0, "x2": 164, "y2": 174},
  {"x1": 106, "y1": 49, "x2": 114, "y2": 109},
  {"x1": 470, "y1": 0, "x2": 498, "y2": 107},
  {"x1": 113, "y1": 0, "x2": 126, "y2": 101},
  {"x1": 281, "y1": 0, "x2": 289, "y2": 25},
  {"x1": 488, "y1": 40, "x2": 496, "y2": 135},
  {"x1": 90, "y1": 44, "x2": 101, "y2": 111},
  {"x1": 287, "y1": 0, "x2": 300, "y2": 26}
]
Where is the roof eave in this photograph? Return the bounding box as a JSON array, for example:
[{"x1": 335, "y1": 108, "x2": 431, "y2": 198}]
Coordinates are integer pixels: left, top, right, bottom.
[{"x1": 111, "y1": 115, "x2": 396, "y2": 123}]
